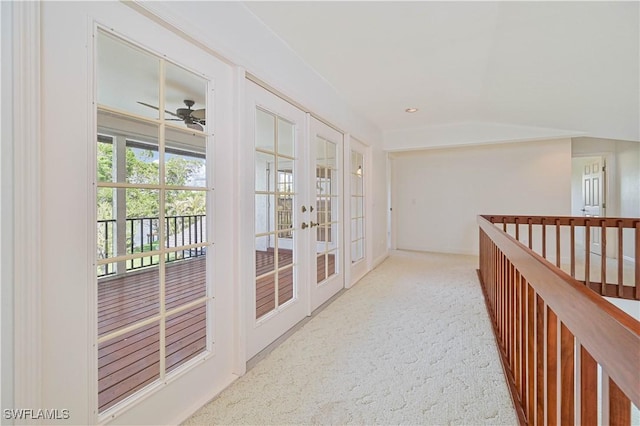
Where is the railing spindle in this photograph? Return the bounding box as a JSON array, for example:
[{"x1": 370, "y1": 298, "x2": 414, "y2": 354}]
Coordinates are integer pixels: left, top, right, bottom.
[
  {"x1": 547, "y1": 307, "x2": 558, "y2": 426},
  {"x1": 536, "y1": 294, "x2": 544, "y2": 426},
  {"x1": 542, "y1": 218, "x2": 547, "y2": 259},
  {"x1": 560, "y1": 323, "x2": 574, "y2": 425},
  {"x1": 528, "y1": 218, "x2": 533, "y2": 249},
  {"x1": 601, "y1": 220, "x2": 607, "y2": 295},
  {"x1": 555, "y1": 218, "x2": 561, "y2": 268},
  {"x1": 585, "y1": 220, "x2": 591, "y2": 287},
  {"x1": 527, "y1": 285, "x2": 535, "y2": 425},
  {"x1": 570, "y1": 219, "x2": 576, "y2": 278},
  {"x1": 580, "y1": 345, "x2": 597, "y2": 426},
  {"x1": 617, "y1": 221, "x2": 623, "y2": 296},
  {"x1": 636, "y1": 221, "x2": 640, "y2": 300},
  {"x1": 608, "y1": 378, "x2": 631, "y2": 426}
]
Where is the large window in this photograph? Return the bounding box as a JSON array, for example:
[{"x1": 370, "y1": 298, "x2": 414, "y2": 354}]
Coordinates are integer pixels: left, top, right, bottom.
[{"x1": 95, "y1": 30, "x2": 211, "y2": 413}]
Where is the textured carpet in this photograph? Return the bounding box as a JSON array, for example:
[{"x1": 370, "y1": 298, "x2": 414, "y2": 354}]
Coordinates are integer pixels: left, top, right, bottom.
[{"x1": 184, "y1": 250, "x2": 517, "y2": 425}]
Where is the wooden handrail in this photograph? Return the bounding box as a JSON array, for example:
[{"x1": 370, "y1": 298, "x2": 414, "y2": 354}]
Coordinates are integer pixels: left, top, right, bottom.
[
  {"x1": 482, "y1": 214, "x2": 640, "y2": 300},
  {"x1": 478, "y1": 215, "x2": 639, "y2": 426}
]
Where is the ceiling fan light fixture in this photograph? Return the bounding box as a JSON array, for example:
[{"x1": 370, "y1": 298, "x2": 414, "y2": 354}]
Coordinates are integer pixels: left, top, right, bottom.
[{"x1": 405, "y1": 108, "x2": 418, "y2": 113}]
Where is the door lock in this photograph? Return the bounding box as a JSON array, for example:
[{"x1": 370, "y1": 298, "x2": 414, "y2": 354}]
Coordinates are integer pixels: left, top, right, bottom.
[{"x1": 302, "y1": 206, "x2": 307, "y2": 213}]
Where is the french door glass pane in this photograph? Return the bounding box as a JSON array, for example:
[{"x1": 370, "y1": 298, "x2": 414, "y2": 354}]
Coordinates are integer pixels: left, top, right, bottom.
[
  {"x1": 165, "y1": 129, "x2": 206, "y2": 187},
  {"x1": 256, "y1": 273, "x2": 276, "y2": 318},
  {"x1": 164, "y1": 62, "x2": 207, "y2": 132},
  {"x1": 278, "y1": 266, "x2": 294, "y2": 305},
  {"x1": 256, "y1": 109, "x2": 275, "y2": 152},
  {"x1": 98, "y1": 321, "x2": 160, "y2": 412},
  {"x1": 255, "y1": 152, "x2": 276, "y2": 192},
  {"x1": 277, "y1": 118, "x2": 295, "y2": 157},
  {"x1": 165, "y1": 303, "x2": 207, "y2": 373},
  {"x1": 98, "y1": 262, "x2": 160, "y2": 338},
  {"x1": 97, "y1": 32, "x2": 159, "y2": 119},
  {"x1": 165, "y1": 249, "x2": 206, "y2": 308},
  {"x1": 164, "y1": 190, "x2": 207, "y2": 250}
]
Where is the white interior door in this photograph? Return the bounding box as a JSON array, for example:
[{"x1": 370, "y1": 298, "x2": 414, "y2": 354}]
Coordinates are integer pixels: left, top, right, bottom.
[
  {"x1": 582, "y1": 157, "x2": 605, "y2": 255},
  {"x1": 309, "y1": 117, "x2": 344, "y2": 311},
  {"x1": 246, "y1": 81, "x2": 309, "y2": 359}
]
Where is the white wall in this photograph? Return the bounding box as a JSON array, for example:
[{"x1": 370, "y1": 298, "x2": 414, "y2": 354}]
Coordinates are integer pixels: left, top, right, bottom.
[{"x1": 392, "y1": 139, "x2": 572, "y2": 255}]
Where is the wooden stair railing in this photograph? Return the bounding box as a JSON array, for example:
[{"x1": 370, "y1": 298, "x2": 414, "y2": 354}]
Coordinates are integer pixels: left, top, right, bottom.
[{"x1": 478, "y1": 215, "x2": 639, "y2": 426}]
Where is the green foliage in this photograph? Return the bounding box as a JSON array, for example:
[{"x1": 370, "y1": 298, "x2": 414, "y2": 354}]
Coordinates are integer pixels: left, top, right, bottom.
[{"x1": 96, "y1": 140, "x2": 207, "y2": 262}]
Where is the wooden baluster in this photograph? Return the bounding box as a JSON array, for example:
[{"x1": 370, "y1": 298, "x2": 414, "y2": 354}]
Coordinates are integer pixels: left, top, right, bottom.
[
  {"x1": 580, "y1": 346, "x2": 597, "y2": 426},
  {"x1": 555, "y1": 219, "x2": 561, "y2": 268},
  {"x1": 498, "y1": 252, "x2": 503, "y2": 345},
  {"x1": 542, "y1": 218, "x2": 547, "y2": 259},
  {"x1": 601, "y1": 220, "x2": 607, "y2": 295},
  {"x1": 635, "y1": 221, "x2": 639, "y2": 300},
  {"x1": 547, "y1": 308, "x2": 558, "y2": 426},
  {"x1": 560, "y1": 323, "x2": 574, "y2": 425},
  {"x1": 503, "y1": 218, "x2": 507, "y2": 232},
  {"x1": 547, "y1": 307, "x2": 558, "y2": 425},
  {"x1": 528, "y1": 218, "x2": 533, "y2": 249},
  {"x1": 509, "y1": 263, "x2": 515, "y2": 368},
  {"x1": 514, "y1": 270, "x2": 521, "y2": 393},
  {"x1": 520, "y1": 275, "x2": 528, "y2": 412},
  {"x1": 607, "y1": 378, "x2": 631, "y2": 426},
  {"x1": 570, "y1": 219, "x2": 576, "y2": 278},
  {"x1": 585, "y1": 220, "x2": 591, "y2": 287},
  {"x1": 617, "y1": 221, "x2": 624, "y2": 298},
  {"x1": 515, "y1": 217, "x2": 520, "y2": 241},
  {"x1": 528, "y1": 285, "x2": 535, "y2": 425},
  {"x1": 536, "y1": 295, "x2": 544, "y2": 426}
]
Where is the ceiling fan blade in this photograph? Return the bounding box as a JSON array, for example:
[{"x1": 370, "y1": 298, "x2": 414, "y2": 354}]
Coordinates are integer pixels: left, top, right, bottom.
[
  {"x1": 191, "y1": 108, "x2": 206, "y2": 120},
  {"x1": 187, "y1": 122, "x2": 204, "y2": 131},
  {"x1": 137, "y1": 101, "x2": 181, "y2": 118}
]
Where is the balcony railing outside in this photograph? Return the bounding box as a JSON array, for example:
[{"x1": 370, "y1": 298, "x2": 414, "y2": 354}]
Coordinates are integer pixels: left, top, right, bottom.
[
  {"x1": 478, "y1": 214, "x2": 639, "y2": 426},
  {"x1": 97, "y1": 214, "x2": 206, "y2": 277}
]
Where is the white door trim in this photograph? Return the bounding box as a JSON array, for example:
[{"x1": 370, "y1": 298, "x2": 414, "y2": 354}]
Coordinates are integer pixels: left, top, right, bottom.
[{"x1": 11, "y1": 0, "x2": 43, "y2": 415}]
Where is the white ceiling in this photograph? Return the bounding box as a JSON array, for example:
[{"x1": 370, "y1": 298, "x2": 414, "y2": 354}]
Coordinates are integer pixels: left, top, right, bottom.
[{"x1": 244, "y1": 1, "x2": 639, "y2": 142}]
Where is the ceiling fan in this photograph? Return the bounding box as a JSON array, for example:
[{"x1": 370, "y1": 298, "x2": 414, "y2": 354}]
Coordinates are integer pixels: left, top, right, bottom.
[{"x1": 138, "y1": 99, "x2": 206, "y2": 131}]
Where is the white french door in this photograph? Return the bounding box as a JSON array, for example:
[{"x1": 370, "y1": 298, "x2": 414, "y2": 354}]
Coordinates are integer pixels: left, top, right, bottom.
[
  {"x1": 41, "y1": 2, "x2": 235, "y2": 424},
  {"x1": 246, "y1": 81, "x2": 309, "y2": 359},
  {"x1": 245, "y1": 86, "x2": 346, "y2": 358},
  {"x1": 309, "y1": 118, "x2": 344, "y2": 311},
  {"x1": 349, "y1": 138, "x2": 368, "y2": 285}
]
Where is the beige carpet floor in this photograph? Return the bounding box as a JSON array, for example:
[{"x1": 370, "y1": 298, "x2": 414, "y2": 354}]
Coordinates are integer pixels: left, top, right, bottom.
[{"x1": 184, "y1": 250, "x2": 517, "y2": 425}]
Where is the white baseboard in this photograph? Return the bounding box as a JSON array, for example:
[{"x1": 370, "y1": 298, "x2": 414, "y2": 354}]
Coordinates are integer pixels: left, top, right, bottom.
[{"x1": 371, "y1": 252, "x2": 389, "y2": 269}]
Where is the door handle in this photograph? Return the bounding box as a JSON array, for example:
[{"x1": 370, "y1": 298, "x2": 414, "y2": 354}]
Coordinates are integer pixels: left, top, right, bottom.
[
  {"x1": 301, "y1": 222, "x2": 309, "y2": 229},
  {"x1": 310, "y1": 221, "x2": 318, "y2": 228}
]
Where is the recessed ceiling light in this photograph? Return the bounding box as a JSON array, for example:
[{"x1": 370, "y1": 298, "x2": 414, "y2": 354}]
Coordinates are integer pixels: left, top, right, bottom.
[{"x1": 405, "y1": 108, "x2": 418, "y2": 113}]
